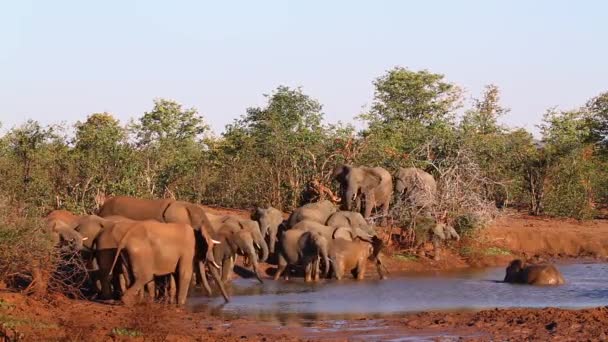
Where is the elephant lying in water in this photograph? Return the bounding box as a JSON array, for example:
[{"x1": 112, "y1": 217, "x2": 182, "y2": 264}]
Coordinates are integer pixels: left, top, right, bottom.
[{"x1": 504, "y1": 259, "x2": 565, "y2": 285}]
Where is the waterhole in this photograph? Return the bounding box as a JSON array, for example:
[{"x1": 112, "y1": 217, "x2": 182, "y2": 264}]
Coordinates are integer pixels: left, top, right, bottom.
[{"x1": 187, "y1": 263, "x2": 608, "y2": 322}]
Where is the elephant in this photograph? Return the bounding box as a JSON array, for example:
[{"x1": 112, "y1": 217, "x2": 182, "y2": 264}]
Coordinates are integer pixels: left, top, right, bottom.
[
  {"x1": 274, "y1": 229, "x2": 330, "y2": 282},
  {"x1": 108, "y1": 220, "x2": 197, "y2": 305},
  {"x1": 45, "y1": 210, "x2": 82, "y2": 246},
  {"x1": 74, "y1": 215, "x2": 229, "y2": 302},
  {"x1": 329, "y1": 232, "x2": 386, "y2": 280},
  {"x1": 252, "y1": 207, "x2": 284, "y2": 254},
  {"x1": 286, "y1": 200, "x2": 337, "y2": 228},
  {"x1": 332, "y1": 165, "x2": 393, "y2": 225},
  {"x1": 291, "y1": 220, "x2": 338, "y2": 241},
  {"x1": 504, "y1": 259, "x2": 565, "y2": 285},
  {"x1": 208, "y1": 215, "x2": 268, "y2": 284},
  {"x1": 326, "y1": 211, "x2": 377, "y2": 238},
  {"x1": 97, "y1": 196, "x2": 219, "y2": 268},
  {"x1": 394, "y1": 167, "x2": 437, "y2": 211}
]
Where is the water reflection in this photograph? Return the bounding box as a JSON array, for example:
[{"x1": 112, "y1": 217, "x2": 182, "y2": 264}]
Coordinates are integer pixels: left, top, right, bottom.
[{"x1": 187, "y1": 263, "x2": 608, "y2": 323}]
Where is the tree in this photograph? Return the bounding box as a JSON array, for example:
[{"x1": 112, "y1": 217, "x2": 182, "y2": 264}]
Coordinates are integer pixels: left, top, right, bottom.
[
  {"x1": 70, "y1": 113, "x2": 134, "y2": 209},
  {"x1": 461, "y1": 84, "x2": 508, "y2": 135},
  {"x1": 358, "y1": 67, "x2": 462, "y2": 168},
  {"x1": 133, "y1": 98, "x2": 209, "y2": 146},
  {"x1": 214, "y1": 86, "x2": 330, "y2": 209},
  {"x1": 131, "y1": 99, "x2": 210, "y2": 199}
]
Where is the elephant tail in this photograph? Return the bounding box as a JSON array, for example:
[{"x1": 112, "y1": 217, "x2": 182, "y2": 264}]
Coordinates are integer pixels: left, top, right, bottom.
[{"x1": 108, "y1": 225, "x2": 136, "y2": 277}]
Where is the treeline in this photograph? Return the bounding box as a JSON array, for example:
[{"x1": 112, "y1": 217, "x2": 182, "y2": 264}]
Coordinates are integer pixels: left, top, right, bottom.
[{"x1": 2, "y1": 67, "x2": 608, "y2": 220}]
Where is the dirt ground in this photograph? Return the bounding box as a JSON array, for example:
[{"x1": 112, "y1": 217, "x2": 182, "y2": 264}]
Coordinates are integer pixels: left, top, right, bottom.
[{"x1": 2, "y1": 210, "x2": 608, "y2": 341}]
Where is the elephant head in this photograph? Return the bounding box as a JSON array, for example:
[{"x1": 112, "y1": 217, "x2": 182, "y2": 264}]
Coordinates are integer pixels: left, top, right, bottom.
[
  {"x1": 242, "y1": 220, "x2": 269, "y2": 262},
  {"x1": 504, "y1": 259, "x2": 524, "y2": 283},
  {"x1": 54, "y1": 226, "x2": 86, "y2": 250},
  {"x1": 394, "y1": 167, "x2": 437, "y2": 209},
  {"x1": 253, "y1": 207, "x2": 284, "y2": 254},
  {"x1": 333, "y1": 164, "x2": 383, "y2": 211}
]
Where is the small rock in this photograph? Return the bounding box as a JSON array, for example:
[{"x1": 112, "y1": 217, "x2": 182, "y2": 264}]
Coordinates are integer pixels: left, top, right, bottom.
[{"x1": 545, "y1": 322, "x2": 557, "y2": 332}]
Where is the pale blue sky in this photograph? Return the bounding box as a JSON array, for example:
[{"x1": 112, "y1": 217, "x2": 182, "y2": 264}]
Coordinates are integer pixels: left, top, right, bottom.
[{"x1": 1, "y1": 1, "x2": 607, "y2": 136}]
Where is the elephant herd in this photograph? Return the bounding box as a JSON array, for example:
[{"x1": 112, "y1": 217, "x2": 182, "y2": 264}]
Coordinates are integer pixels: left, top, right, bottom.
[
  {"x1": 41, "y1": 164, "x2": 463, "y2": 306},
  {"x1": 45, "y1": 195, "x2": 389, "y2": 306},
  {"x1": 44, "y1": 163, "x2": 566, "y2": 308}
]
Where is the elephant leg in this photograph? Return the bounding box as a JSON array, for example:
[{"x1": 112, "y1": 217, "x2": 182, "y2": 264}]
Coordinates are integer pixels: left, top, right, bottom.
[
  {"x1": 198, "y1": 261, "x2": 213, "y2": 296},
  {"x1": 145, "y1": 281, "x2": 155, "y2": 301},
  {"x1": 356, "y1": 260, "x2": 367, "y2": 280},
  {"x1": 221, "y1": 256, "x2": 234, "y2": 284},
  {"x1": 170, "y1": 275, "x2": 176, "y2": 304},
  {"x1": 274, "y1": 254, "x2": 288, "y2": 281},
  {"x1": 380, "y1": 200, "x2": 390, "y2": 227},
  {"x1": 311, "y1": 258, "x2": 318, "y2": 281},
  {"x1": 364, "y1": 194, "x2": 375, "y2": 219},
  {"x1": 176, "y1": 260, "x2": 193, "y2": 305},
  {"x1": 304, "y1": 262, "x2": 313, "y2": 283},
  {"x1": 334, "y1": 258, "x2": 344, "y2": 280},
  {"x1": 208, "y1": 264, "x2": 230, "y2": 302}
]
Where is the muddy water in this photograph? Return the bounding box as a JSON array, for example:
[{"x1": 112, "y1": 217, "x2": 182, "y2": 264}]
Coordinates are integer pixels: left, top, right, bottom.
[{"x1": 187, "y1": 263, "x2": 608, "y2": 321}]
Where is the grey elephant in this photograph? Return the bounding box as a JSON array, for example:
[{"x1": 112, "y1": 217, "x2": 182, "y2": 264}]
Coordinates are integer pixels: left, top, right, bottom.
[
  {"x1": 210, "y1": 217, "x2": 268, "y2": 284},
  {"x1": 326, "y1": 210, "x2": 377, "y2": 238},
  {"x1": 274, "y1": 229, "x2": 330, "y2": 282},
  {"x1": 252, "y1": 206, "x2": 284, "y2": 254},
  {"x1": 394, "y1": 167, "x2": 437, "y2": 211},
  {"x1": 428, "y1": 221, "x2": 460, "y2": 261},
  {"x1": 329, "y1": 229, "x2": 386, "y2": 280},
  {"x1": 286, "y1": 200, "x2": 337, "y2": 228},
  {"x1": 332, "y1": 165, "x2": 393, "y2": 225},
  {"x1": 504, "y1": 259, "x2": 565, "y2": 285}
]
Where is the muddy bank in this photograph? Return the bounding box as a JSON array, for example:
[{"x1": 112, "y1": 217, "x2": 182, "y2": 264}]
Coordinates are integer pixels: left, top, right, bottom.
[{"x1": 2, "y1": 291, "x2": 608, "y2": 341}]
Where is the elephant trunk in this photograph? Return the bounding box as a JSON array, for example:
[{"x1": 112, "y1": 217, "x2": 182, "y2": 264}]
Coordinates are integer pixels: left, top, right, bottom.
[
  {"x1": 57, "y1": 228, "x2": 85, "y2": 251},
  {"x1": 208, "y1": 263, "x2": 230, "y2": 302},
  {"x1": 257, "y1": 235, "x2": 269, "y2": 262},
  {"x1": 245, "y1": 243, "x2": 264, "y2": 284}
]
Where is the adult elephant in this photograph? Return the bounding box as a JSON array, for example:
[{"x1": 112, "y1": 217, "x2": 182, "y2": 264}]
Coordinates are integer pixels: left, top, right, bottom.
[
  {"x1": 394, "y1": 167, "x2": 437, "y2": 211},
  {"x1": 98, "y1": 196, "x2": 218, "y2": 266},
  {"x1": 504, "y1": 259, "x2": 565, "y2": 285},
  {"x1": 332, "y1": 165, "x2": 393, "y2": 225},
  {"x1": 108, "y1": 220, "x2": 198, "y2": 305},
  {"x1": 274, "y1": 229, "x2": 330, "y2": 282},
  {"x1": 286, "y1": 200, "x2": 337, "y2": 228},
  {"x1": 252, "y1": 207, "x2": 284, "y2": 254}
]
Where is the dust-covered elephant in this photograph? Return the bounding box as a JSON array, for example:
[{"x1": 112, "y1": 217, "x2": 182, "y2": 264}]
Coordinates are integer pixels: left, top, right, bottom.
[
  {"x1": 329, "y1": 228, "x2": 386, "y2": 280},
  {"x1": 252, "y1": 206, "x2": 284, "y2": 254},
  {"x1": 504, "y1": 259, "x2": 565, "y2": 285},
  {"x1": 332, "y1": 165, "x2": 393, "y2": 225},
  {"x1": 208, "y1": 215, "x2": 268, "y2": 284},
  {"x1": 98, "y1": 196, "x2": 218, "y2": 266},
  {"x1": 394, "y1": 167, "x2": 437, "y2": 211},
  {"x1": 326, "y1": 210, "x2": 376, "y2": 238},
  {"x1": 274, "y1": 229, "x2": 330, "y2": 282},
  {"x1": 108, "y1": 220, "x2": 197, "y2": 305},
  {"x1": 45, "y1": 210, "x2": 82, "y2": 246},
  {"x1": 286, "y1": 200, "x2": 337, "y2": 228}
]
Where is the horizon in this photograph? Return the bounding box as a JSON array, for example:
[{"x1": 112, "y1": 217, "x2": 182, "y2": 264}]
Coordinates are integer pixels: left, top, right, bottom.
[{"x1": 1, "y1": 1, "x2": 607, "y2": 137}]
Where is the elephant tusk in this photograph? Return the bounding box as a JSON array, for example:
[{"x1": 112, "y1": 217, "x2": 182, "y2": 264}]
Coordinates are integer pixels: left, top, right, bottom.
[
  {"x1": 82, "y1": 237, "x2": 88, "y2": 241},
  {"x1": 211, "y1": 260, "x2": 221, "y2": 269},
  {"x1": 212, "y1": 239, "x2": 221, "y2": 244}
]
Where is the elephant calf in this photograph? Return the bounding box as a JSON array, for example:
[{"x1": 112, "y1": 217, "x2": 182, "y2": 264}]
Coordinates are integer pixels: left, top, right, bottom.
[
  {"x1": 504, "y1": 259, "x2": 565, "y2": 285},
  {"x1": 329, "y1": 229, "x2": 386, "y2": 280}
]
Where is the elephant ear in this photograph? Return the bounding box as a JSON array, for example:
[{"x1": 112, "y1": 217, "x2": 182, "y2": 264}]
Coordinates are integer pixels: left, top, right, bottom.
[
  {"x1": 361, "y1": 169, "x2": 382, "y2": 191},
  {"x1": 332, "y1": 226, "x2": 354, "y2": 241}
]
